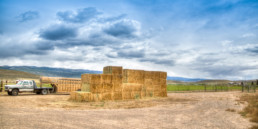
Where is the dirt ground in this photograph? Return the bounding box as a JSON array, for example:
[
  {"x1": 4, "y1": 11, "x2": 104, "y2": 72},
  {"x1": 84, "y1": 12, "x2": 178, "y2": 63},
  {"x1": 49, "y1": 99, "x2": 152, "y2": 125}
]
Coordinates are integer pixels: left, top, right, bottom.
[{"x1": 0, "y1": 91, "x2": 255, "y2": 129}]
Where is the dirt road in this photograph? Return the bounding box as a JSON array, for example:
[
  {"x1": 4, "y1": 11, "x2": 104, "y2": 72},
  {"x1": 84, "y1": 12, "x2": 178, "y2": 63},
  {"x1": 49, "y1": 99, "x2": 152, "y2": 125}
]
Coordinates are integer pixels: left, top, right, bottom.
[{"x1": 0, "y1": 92, "x2": 254, "y2": 129}]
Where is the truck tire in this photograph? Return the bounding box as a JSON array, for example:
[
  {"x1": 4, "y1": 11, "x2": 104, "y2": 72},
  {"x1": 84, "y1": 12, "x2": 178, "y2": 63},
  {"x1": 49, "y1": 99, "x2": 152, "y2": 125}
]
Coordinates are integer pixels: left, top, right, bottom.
[
  {"x1": 41, "y1": 89, "x2": 48, "y2": 95},
  {"x1": 36, "y1": 91, "x2": 41, "y2": 94},
  {"x1": 12, "y1": 89, "x2": 19, "y2": 96},
  {"x1": 7, "y1": 91, "x2": 12, "y2": 95}
]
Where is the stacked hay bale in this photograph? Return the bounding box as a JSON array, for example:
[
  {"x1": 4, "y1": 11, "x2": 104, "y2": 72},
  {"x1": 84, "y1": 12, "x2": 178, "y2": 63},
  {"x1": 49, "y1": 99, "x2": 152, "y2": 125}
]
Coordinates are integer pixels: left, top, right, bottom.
[
  {"x1": 144, "y1": 71, "x2": 167, "y2": 97},
  {"x1": 104, "y1": 66, "x2": 123, "y2": 100},
  {"x1": 79, "y1": 66, "x2": 123, "y2": 101},
  {"x1": 40, "y1": 77, "x2": 81, "y2": 93},
  {"x1": 70, "y1": 66, "x2": 167, "y2": 102},
  {"x1": 122, "y1": 69, "x2": 145, "y2": 99},
  {"x1": 103, "y1": 66, "x2": 123, "y2": 75}
]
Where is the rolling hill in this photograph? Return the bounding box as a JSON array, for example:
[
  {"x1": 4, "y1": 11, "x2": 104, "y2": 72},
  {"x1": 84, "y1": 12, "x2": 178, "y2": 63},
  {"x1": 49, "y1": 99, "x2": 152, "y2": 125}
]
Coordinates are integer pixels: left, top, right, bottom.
[
  {"x1": 0, "y1": 66, "x2": 209, "y2": 82},
  {"x1": 0, "y1": 66, "x2": 101, "y2": 78},
  {"x1": 0, "y1": 69, "x2": 40, "y2": 80}
]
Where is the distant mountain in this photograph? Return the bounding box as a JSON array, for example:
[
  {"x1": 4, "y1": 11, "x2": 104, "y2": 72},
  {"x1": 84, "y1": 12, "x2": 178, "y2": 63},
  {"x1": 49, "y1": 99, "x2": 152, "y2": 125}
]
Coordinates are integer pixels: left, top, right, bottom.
[
  {"x1": 0, "y1": 66, "x2": 101, "y2": 78},
  {"x1": 0, "y1": 66, "x2": 207, "y2": 82},
  {"x1": 0, "y1": 69, "x2": 40, "y2": 80},
  {"x1": 166, "y1": 76, "x2": 207, "y2": 82}
]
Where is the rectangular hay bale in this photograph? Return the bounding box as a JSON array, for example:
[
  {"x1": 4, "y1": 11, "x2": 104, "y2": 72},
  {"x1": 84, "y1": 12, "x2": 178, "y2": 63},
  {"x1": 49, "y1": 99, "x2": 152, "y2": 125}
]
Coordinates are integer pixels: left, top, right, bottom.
[
  {"x1": 90, "y1": 84, "x2": 103, "y2": 93},
  {"x1": 112, "y1": 92, "x2": 122, "y2": 100},
  {"x1": 123, "y1": 69, "x2": 145, "y2": 84},
  {"x1": 103, "y1": 66, "x2": 123, "y2": 75}
]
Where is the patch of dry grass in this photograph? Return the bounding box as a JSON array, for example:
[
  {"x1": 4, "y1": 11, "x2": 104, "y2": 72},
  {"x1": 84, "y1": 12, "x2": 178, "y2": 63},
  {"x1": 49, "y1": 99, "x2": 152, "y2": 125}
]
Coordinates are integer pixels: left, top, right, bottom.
[
  {"x1": 239, "y1": 93, "x2": 258, "y2": 128},
  {"x1": 226, "y1": 108, "x2": 236, "y2": 112}
]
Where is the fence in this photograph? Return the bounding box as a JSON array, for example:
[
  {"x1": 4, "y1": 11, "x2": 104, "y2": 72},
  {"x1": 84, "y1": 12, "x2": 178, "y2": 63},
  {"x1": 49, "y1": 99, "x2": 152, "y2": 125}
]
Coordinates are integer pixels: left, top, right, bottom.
[
  {"x1": 167, "y1": 80, "x2": 257, "y2": 93},
  {"x1": 167, "y1": 84, "x2": 243, "y2": 92},
  {"x1": 0, "y1": 80, "x2": 17, "y2": 92}
]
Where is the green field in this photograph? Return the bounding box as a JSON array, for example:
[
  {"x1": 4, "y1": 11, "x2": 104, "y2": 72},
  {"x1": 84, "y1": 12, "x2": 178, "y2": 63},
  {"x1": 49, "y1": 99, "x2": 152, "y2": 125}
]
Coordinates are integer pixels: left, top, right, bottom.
[{"x1": 167, "y1": 84, "x2": 244, "y2": 92}]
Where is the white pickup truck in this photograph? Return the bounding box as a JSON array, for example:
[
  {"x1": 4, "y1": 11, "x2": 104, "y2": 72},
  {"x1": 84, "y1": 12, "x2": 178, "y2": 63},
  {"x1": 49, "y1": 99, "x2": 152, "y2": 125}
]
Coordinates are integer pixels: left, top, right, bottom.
[{"x1": 5, "y1": 80, "x2": 56, "y2": 96}]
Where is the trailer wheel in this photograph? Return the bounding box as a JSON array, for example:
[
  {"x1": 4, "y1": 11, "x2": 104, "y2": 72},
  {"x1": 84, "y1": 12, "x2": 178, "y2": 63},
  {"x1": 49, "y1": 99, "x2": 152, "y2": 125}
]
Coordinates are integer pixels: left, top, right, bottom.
[
  {"x1": 41, "y1": 89, "x2": 48, "y2": 95},
  {"x1": 12, "y1": 89, "x2": 19, "y2": 96},
  {"x1": 7, "y1": 91, "x2": 12, "y2": 95}
]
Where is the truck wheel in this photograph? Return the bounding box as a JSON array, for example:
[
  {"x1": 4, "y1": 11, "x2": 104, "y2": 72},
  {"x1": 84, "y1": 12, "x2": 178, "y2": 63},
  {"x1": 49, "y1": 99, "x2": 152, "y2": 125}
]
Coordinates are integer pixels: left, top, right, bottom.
[
  {"x1": 41, "y1": 89, "x2": 48, "y2": 95},
  {"x1": 12, "y1": 89, "x2": 19, "y2": 96},
  {"x1": 7, "y1": 91, "x2": 12, "y2": 95},
  {"x1": 36, "y1": 91, "x2": 41, "y2": 94}
]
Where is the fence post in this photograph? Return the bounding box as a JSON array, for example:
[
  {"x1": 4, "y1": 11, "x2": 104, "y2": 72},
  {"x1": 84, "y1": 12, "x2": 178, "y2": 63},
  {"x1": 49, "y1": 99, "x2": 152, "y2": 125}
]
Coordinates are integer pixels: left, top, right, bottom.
[
  {"x1": 241, "y1": 82, "x2": 244, "y2": 92},
  {"x1": 1, "y1": 80, "x2": 4, "y2": 93},
  {"x1": 204, "y1": 85, "x2": 206, "y2": 92},
  {"x1": 0, "y1": 80, "x2": 2, "y2": 92}
]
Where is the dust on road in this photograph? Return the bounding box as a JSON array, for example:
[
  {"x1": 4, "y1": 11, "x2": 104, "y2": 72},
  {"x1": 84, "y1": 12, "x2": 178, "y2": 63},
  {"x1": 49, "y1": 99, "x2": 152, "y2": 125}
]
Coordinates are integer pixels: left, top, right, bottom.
[{"x1": 0, "y1": 92, "x2": 253, "y2": 129}]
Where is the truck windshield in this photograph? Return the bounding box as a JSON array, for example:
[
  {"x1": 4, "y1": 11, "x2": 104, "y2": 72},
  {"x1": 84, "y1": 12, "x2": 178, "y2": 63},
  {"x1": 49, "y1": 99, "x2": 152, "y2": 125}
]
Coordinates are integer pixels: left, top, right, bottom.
[{"x1": 17, "y1": 81, "x2": 23, "y2": 85}]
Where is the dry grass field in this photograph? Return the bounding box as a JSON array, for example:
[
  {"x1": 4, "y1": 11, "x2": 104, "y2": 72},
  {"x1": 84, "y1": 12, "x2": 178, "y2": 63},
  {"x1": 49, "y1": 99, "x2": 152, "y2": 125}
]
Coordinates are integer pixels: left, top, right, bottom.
[{"x1": 0, "y1": 91, "x2": 256, "y2": 129}]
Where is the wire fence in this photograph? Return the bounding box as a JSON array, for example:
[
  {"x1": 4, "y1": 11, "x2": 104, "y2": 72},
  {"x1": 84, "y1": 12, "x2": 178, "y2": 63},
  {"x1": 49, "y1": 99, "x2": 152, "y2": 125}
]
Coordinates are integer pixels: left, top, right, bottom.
[{"x1": 167, "y1": 81, "x2": 257, "y2": 93}]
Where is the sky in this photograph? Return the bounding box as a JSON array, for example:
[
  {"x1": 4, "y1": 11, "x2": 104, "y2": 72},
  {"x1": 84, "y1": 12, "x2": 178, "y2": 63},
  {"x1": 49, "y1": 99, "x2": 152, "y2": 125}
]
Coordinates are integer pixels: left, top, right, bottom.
[{"x1": 0, "y1": 0, "x2": 258, "y2": 80}]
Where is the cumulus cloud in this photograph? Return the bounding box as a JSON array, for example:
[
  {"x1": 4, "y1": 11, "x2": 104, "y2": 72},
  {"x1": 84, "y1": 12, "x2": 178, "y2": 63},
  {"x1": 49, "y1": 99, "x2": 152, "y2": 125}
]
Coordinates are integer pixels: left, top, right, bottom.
[
  {"x1": 193, "y1": 65, "x2": 257, "y2": 78},
  {"x1": 246, "y1": 46, "x2": 258, "y2": 54},
  {"x1": 103, "y1": 20, "x2": 140, "y2": 38},
  {"x1": 2, "y1": 2, "x2": 258, "y2": 80},
  {"x1": 242, "y1": 33, "x2": 255, "y2": 38},
  {"x1": 139, "y1": 58, "x2": 175, "y2": 66},
  {"x1": 117, "y1": 50, "x2": 145, "y2": 58},
  {"x1": 57, "y1": 7, "x2": 101, "y2": 23},
  {"x1": 0, "y1": 40, "x2": 54, "y2": 59},
  {"x1": 39, "y1": 25, "x2": 78, "y2": 40},
  {"x1": 99, "y1": 14, "x2": 127, "y2": 22},
  {"x1": 17, "y1": 11, "x2": 39, "y2": 22}
]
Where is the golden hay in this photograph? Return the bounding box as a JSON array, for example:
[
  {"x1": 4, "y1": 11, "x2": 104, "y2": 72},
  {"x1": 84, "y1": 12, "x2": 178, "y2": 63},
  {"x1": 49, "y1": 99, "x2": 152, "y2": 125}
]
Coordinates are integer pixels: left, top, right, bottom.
[
  {"x1": 103, "y1": 66, "x2": 123, "y2": 75},
  {"x1": 92, "y1": 93, "x2": 103, "y2": 102},
  {"x1": 74, "y1": 66, "x2": 167, "y2": 101},
  {"x1": 90, "y1": 84, "x2": 103, "y2": 93},
  {"x1": 101, "y1": 74, "x2": 112, "y2": 83},
  {"x1": 123, "y1": 69, "x2": 145, "y2": 84},
  {"x1": 103, "y1": 83, "x2": 113, "y2": 92},
  {"x1": 113, "y1": 83, "x2": 122, "y2": 92},
  {"x1": 112, "y1": 74, "x2": 123, "y2": 84},
  {"x1": 81, "y1": 83, "x2": 90, "y2": 92},
  {"x1": 112, "y1": 91, "x2": 122, "y2": 100},
  {"x1": 69, "y1": 92, "x2": 93, "y2": 102},
  {"x1": 101, "y1": 92, "x2": 112, "y2": 100}
]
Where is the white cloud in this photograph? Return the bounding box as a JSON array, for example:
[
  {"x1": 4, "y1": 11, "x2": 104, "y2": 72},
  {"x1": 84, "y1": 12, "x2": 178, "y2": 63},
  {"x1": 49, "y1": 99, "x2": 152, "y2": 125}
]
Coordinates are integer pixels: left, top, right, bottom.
[{"x1": 242, "y1": 33, "x2": 255, "y2": 38}]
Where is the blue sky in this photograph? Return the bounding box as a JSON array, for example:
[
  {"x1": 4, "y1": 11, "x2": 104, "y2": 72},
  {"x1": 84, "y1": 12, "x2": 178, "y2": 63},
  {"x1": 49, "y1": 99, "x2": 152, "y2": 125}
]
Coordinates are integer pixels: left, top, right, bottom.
[{"x1": 0, "y1": 0, "x2": 258, "y2": 80}]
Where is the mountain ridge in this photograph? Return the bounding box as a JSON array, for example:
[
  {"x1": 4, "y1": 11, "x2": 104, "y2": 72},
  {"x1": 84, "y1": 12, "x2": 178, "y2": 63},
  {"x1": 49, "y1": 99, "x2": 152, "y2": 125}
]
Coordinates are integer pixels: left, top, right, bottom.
[{"x1": 0, "y1": 66, "x2": 208, "y2": 82}]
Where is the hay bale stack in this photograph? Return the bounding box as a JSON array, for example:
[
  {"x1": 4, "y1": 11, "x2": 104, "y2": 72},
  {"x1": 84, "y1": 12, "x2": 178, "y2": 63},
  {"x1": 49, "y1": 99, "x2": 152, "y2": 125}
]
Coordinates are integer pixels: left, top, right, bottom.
[
  {"x1": 123, "y1": 69, "x2": 145, "y2": 84},
  {"x1": 81, "y1": 74, "x2": 92, "y2": 92},
  {"x1": 144, "y1": 71, "x2": 167, "y2": 97},
  {"x1": 75, "y1": 66, "x2": 167, "y2": 101},
  {"x1": 103, "y1": 66, "x2": 123, "y2": 75},
  {"x1": 112, "y1": 75, "x2": 123, "y2": 92},
  {"x1": 70, "y1": 91, "x2": 92, "y2": 102},
  {"x1": 56, "y1": 78, "x2": 81, "y2": 93},
  {"x1": 91, "y1": 93, "x2": 103, "y2": 102},
  {"x1": 41, "y1": 77, "x2": 81, "y2": 93},
  {"x1": 122, "y1": 83, "x2": 143, "y2": 100},
  {"x1": 40, "y1": 77, "x2": 59, "y2": 84}
]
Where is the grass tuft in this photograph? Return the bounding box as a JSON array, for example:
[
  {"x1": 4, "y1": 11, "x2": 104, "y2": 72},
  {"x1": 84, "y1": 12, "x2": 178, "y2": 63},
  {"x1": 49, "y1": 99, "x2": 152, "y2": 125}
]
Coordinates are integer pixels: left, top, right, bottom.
[{"x1": 239, "y1": 93, "x2": 258, "y2": 128}]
